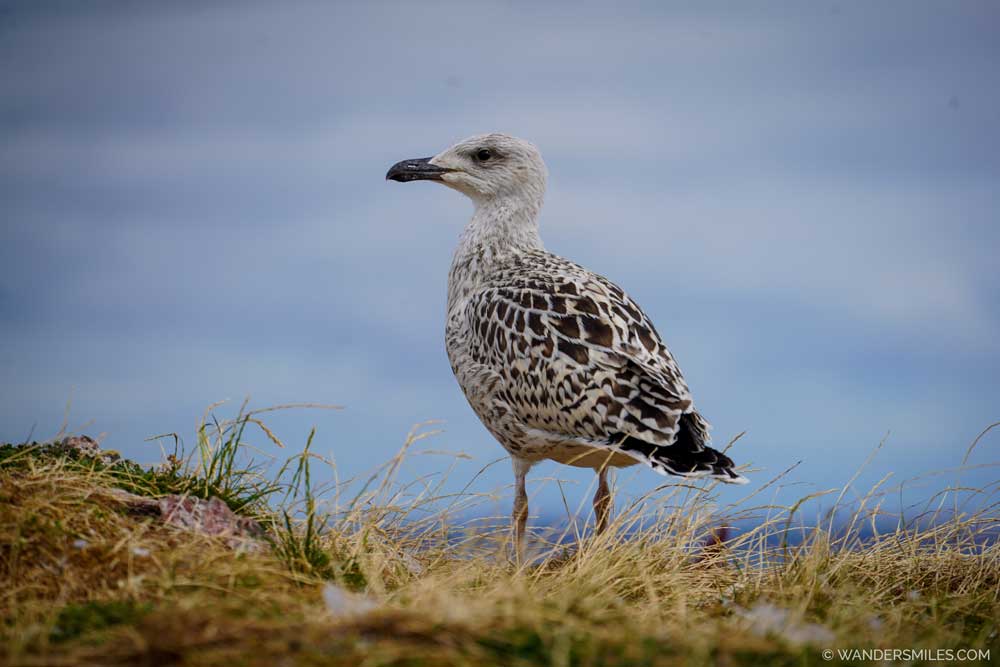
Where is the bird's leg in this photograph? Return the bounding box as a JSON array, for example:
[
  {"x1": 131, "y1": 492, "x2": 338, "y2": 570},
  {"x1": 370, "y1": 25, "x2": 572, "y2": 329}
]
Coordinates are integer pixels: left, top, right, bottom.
[
  {"x1": 512, "y1": 458, "x2": 530, "y2": 563},
  {"x1": 594, "y1": 466, "x2": 612, "y2": 535}
]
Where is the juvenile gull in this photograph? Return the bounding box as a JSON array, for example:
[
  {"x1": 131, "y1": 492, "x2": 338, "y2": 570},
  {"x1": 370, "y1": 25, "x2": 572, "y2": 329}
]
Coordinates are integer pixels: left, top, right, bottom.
[{"x1": 387, "y1": 134, "x2": 747, "y2": 556}]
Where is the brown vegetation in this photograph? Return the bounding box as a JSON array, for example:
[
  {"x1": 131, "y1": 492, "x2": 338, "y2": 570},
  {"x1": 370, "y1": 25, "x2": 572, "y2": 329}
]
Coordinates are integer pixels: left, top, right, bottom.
[{"x1": 1, "y1": 413, "x2": 997, "y2": 666}]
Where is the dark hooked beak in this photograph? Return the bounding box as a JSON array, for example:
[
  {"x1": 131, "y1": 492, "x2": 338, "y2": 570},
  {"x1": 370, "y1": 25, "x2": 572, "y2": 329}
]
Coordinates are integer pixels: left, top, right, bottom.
[{"x1": 385, "y1": 157, "x2": 451, "y2": 182}]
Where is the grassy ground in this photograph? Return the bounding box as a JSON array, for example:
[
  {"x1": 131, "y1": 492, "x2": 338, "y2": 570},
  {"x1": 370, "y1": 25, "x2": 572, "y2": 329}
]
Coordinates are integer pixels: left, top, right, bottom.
[{"x1": 1, "y1": 409, "x2": 998, "y2": 666}]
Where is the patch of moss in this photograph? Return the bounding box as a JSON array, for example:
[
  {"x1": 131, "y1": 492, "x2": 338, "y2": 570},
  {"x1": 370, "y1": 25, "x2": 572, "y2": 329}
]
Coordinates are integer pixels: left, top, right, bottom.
[{"x1": 50, "y1": 600, "x2": 153, "y2": 643}]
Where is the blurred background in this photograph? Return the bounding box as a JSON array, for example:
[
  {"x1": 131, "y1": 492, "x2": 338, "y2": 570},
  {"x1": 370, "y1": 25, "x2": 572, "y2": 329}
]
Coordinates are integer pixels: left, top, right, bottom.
[{"x1": 1, "y1": 1, "x2": 998, "y2": 519}]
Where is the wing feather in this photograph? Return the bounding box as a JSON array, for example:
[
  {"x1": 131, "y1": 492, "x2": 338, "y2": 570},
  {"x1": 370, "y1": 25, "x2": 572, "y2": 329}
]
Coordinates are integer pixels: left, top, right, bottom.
[{"x1": 463, "y1": 250, "x2": 704, "y2": 449}]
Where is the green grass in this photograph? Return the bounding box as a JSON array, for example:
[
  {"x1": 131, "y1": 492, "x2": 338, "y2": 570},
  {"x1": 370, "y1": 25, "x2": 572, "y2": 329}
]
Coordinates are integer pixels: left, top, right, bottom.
[
  {"x1": 0, "y1": 402, "x2": 283, "y2": 517},
  {"x1": 1, "y1": 409, "x2": 997, "y2": 666},
  {"x1": 49, "y1": 600, "x2": 153, "y2": 644}
]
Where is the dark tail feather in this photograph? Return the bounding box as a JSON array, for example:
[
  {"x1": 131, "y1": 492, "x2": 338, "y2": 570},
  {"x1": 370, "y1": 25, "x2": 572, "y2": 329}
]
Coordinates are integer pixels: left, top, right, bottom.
[{"x1": 612, "y1": 414, "x2": 748, "y2": 484}]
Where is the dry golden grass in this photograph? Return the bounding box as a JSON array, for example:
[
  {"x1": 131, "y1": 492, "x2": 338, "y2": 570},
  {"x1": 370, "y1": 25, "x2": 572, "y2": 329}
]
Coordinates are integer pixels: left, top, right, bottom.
[{"x1": 1, "y1": 414, "x2": 998, "y2": 666}]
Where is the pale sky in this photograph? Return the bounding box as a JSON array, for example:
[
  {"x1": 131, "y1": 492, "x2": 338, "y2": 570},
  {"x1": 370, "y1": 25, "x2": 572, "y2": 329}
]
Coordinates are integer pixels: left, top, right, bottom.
[{"x1": 2, "y1": 1, "x2": 998, "y2": 517}]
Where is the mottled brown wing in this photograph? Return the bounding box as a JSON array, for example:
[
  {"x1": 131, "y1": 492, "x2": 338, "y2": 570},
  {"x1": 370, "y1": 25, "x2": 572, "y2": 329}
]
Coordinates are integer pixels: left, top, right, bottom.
[{"x1": 463, "y1": 253, "x2": 698, "y2": 448}]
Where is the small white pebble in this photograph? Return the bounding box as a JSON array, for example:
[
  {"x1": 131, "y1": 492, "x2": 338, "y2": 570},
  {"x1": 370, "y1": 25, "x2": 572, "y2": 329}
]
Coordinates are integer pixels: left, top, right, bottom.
[
  {"x1": 131, "y1": 546, "x2": 150, "y2": 557},
  {"x1": 739, "y1": 602, "x2": 835, "y2": 646},
  {"x1": 323, "y1": 583, "x2": 377, "y2": 617},
  {"x1": 72, "y1": 538, "x2": 88, "y2": 550}
]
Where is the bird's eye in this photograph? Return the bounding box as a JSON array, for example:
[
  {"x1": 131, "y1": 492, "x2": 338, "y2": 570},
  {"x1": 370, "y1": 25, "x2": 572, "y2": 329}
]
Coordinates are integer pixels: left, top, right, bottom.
[{"x1": 475, "y1": 148, "x2": 492, "y2": 162}]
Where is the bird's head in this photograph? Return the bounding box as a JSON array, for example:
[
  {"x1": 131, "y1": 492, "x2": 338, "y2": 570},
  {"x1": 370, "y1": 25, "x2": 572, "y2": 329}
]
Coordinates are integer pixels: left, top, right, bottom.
[{"x1": 386, "y1": 133, "x2": 547, "y2": 206}]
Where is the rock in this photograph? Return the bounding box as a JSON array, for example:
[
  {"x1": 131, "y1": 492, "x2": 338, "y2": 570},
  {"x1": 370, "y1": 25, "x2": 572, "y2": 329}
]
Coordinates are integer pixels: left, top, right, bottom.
[
  {"x1": 102, "y1": 488, "x2": 160, "y2": 516},
  {"x1": 157, "y1": 495, "x2": 266, "y2": 552},
  {"x1": 60, "y1": 435, "x2": 120, "y2": 465},
  {"x1": 102, "y1": 488, "x2": 267, "y2": 552}
]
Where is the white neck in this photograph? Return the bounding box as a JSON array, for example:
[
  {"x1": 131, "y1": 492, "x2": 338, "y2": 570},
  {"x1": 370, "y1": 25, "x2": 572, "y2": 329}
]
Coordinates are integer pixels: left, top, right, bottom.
[{"x1": 447, "y1": 194, "x2": 545, "y2": 314}]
